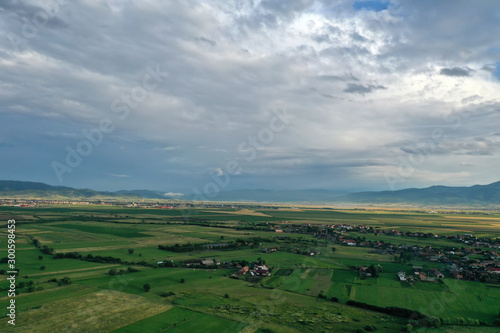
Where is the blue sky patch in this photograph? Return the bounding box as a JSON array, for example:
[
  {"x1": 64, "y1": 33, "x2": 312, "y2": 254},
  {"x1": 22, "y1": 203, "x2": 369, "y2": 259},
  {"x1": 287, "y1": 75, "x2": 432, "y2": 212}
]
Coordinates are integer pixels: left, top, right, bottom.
[
  {"x1": 494, "y1": 63, "x2": 500, "y2": 80},
  {"x1": 353, "y1": 1, "x2": 389, "y2": 12}
]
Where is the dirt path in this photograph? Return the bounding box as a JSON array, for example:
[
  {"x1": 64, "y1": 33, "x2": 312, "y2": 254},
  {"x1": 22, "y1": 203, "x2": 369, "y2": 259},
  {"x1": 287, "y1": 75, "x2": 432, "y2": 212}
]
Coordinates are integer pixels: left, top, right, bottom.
[{"x1": 28, "y1": 264, "x2": 121, "y2": 277}]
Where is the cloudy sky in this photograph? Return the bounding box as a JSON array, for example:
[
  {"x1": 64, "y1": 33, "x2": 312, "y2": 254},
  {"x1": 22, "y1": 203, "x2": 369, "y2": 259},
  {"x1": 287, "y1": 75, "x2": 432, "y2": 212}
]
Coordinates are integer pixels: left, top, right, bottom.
[{"x1": 1, "y1": 0, "x2": 500, "y2": 195}]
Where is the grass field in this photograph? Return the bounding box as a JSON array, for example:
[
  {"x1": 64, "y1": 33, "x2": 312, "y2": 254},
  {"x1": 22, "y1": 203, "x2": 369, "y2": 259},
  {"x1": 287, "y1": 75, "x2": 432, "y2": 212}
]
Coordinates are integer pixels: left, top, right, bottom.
[
  {"x1": 0, "y1": 205, "x2": 499, "y2": 332},
  {"x1": 112, "y1": 307, "x2": 243, "y2": 333}
]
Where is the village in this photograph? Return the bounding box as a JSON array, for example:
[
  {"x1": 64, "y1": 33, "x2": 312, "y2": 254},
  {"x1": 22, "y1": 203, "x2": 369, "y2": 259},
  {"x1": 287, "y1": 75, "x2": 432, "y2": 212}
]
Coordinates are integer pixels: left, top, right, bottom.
[{"x1": 273, "y1": 222, "x2": 500, "y2": 284}]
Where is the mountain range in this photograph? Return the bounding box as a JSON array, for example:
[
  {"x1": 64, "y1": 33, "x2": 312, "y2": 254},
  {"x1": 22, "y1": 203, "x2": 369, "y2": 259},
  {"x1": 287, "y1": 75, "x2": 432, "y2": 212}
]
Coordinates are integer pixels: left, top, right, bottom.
[{"x1": 1, "y1": 180, "x2": 499, "y2": 207}]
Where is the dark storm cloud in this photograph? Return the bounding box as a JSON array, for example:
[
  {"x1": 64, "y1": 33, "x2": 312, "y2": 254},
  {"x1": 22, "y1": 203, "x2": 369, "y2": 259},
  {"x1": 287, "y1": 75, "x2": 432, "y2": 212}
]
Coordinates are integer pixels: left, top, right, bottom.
[
  {"x1": 440, "y1": 67, "x2": 473, "y2": 77},
  {"x1": 343, "y1": 83, "x2": 386, "y2": 94},
  {"x1": 317, "y1": 74, "x2": 359, "y2": 82},
  {"x1": 0, "y1": 0, "x2": 69, "y2": 29}
]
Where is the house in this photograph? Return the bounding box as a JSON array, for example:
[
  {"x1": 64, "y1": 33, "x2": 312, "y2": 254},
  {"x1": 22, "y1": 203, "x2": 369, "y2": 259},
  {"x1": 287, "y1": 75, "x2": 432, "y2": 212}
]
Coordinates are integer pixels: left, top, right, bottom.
[
  {"x1": 255, "y1": 265, "x2": 271, "y2": 276},
  {"x1": 308, "y1": 249, "x2": 321, "y2": 256},
  {"x1": 201, "y1": 259, "x2": 215, "y2": 266},
  {"x1": 358, "y1": 266, "x2": 372, "y2": 278},
  {"x1": 184, "y1": 259, "x2": 202, "y2": 267},
  {"x1": 412, "y1": 265, "x2": 423, "y2": 273},
  {"x1": 486, "y1": 267, "x2": 500, "y2": 274},
  {"x1": 397, "y1": 271, "x2": 407, "y2": 281},
  {"x1": 233, "y1": 266, "x2": 249, "y2": 277},
  {"x1": 429, "y1": 268, "x2": 444, "y2": 278}
]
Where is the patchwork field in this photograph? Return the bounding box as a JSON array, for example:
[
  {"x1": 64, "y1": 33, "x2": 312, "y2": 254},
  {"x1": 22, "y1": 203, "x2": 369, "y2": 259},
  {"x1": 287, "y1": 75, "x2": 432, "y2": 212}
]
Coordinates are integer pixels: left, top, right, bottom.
[{"x1": 0, "y1": 205, "x2": 499, "y2": 332}]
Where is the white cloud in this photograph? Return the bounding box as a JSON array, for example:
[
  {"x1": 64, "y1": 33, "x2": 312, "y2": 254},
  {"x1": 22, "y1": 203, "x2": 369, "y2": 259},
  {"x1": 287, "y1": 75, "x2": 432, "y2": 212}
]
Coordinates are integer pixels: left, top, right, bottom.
[
  {"x1": 164, "y1": 192, "x2": 184, "y2": 197},
  {"x1": 107, "y1": 173, "x2": 130, "y2": 178}
]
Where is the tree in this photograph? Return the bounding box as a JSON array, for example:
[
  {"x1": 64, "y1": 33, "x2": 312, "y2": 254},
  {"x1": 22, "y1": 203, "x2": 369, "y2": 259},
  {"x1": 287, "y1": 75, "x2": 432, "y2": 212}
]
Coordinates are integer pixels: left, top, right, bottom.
[
  {"x1": 128, "y1": 248, "x2": 134, "y2": 255},
  {"x1": 38, "y1": 255, "x2": 43, "y2": 260},
  {"x1": 58, "y1": 277, "x2": 72, "y2": 286},
  {"x1": 331, "y1": 247, "x2": 336, "y2": 252},
  {"x1": 143, "y1": 283, "x2": 151, "y2": 292},
  {"x1": 40, "y1": 266, "x2": 46, "y2": 270},
  {"x1": 108, "y1": 268, "x2": 118, "y2": 276},
  {"x1": 224, "y1": 293, "x2": 229, "y2": 298},
  {"x1": 367, "y1": 264, "x2": 379, "y2": 278},
  {"x1": 180, "y1": 278, "x2": 185, "y2": 284},
  {"x1": 127, "y1": 267, "x2": 139, "y2": 273}
]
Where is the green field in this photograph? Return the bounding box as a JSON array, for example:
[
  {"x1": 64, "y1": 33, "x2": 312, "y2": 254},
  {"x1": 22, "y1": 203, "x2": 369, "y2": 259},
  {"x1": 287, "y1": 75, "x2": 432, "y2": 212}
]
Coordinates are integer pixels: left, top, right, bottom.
[
  {"x1": 112, "y1": 307, "x2": 243, "y2": 333},
  {"x1": 0, "y1": 205, "x2": 499, "y2": 332}
]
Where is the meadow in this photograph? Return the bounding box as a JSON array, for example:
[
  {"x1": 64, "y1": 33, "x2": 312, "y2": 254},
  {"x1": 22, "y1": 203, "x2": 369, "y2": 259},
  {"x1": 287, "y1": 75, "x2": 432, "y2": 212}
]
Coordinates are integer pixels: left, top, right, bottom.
[{"x1": 0, "y1": 205, "x2": 499, "y2": 332}]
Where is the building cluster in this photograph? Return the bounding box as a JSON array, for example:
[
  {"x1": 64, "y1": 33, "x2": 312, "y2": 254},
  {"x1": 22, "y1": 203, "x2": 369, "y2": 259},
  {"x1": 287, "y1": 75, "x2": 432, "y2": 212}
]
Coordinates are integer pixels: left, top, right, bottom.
[
  {"x1": 397, "y1": 266, "x2": 445, "y2": 284},
  {"x1": 271, "y1": 222, "x2": 499, "y2": 284},
  {"x1": 231, "y1": 263, "x2": 271, "y2": 278},
  {"x1": 183, "y1": 258, "x2": 221, "y2": 268}
]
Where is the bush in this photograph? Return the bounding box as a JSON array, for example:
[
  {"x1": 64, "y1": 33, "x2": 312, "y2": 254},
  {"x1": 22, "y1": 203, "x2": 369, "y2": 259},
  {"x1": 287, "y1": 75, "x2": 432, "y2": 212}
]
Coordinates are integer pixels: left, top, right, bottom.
[
  {"x1": 331, "y1": 296, "x2": 339, "y2": 302},
  {"x1": 180, "y1": 278, "x2": 185, "y2": 283},
  {"x1": 364, "y1": 325, "x2": 377, "y2": 331},
  {"x1": 160, "y1": 292, "x2": 175, "y2": 297},
  {"x1": 260, "y1": 329, "x2": 275, "y2": 333},
  {"x1": 224, "y1": 293, "x2": 229, "y2": 298},
  {"x1": 317, "y1": 293, "x2": 327, "y2": 299},
  {"x1": 143, "y1": 283, "x2": 151, "y2": 292},
  {"x1": 40, "y1": 266, "x2": 46, "y2": 270},
  {"x1": 58, "y1": 277, "x2": 72, "y2": 286}
]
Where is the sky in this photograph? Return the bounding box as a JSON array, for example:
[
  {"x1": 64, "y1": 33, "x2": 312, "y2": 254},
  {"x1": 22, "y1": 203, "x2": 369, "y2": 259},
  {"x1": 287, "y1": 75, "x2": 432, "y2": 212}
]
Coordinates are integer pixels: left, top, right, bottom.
[{"x1": 1, "y1": 0, "x2": 500, "y2": 196}]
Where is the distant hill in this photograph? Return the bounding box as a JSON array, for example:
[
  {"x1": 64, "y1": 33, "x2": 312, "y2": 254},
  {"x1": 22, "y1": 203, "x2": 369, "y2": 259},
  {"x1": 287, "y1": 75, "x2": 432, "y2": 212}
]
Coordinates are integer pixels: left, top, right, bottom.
[
  {"x1": 196, "y1": 189, "x2": 347, "y2": 203},
  {"x1": 1, "y1": 180, "x2": 500, "y2": 207},
  {"x1": 0, "y1": 180, "x2": 140, "y2": 201},
  {"x1": 197, "y1": 183, "x2": 500, "y2": 206},
  {"x1": 335, "y1": 181, "x2": 500, "y2": 206}
]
